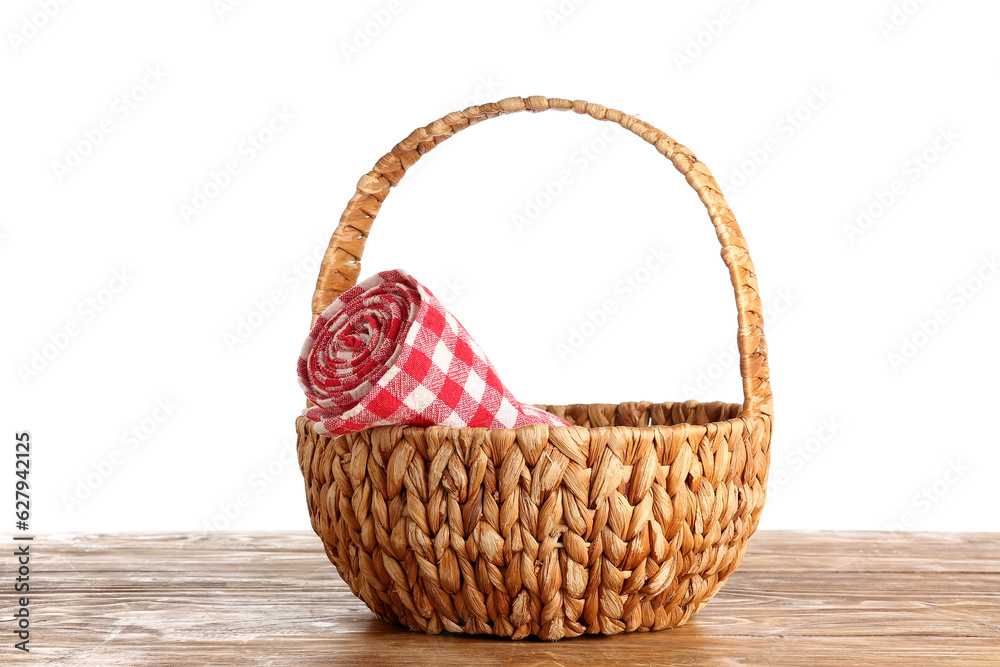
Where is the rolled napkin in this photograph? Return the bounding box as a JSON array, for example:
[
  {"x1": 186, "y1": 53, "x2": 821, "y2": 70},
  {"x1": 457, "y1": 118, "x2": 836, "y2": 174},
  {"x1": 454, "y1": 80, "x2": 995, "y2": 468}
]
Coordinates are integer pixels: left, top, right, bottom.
[{"x1": 298, "y1": 269, "x2": 569, "y2": 435}]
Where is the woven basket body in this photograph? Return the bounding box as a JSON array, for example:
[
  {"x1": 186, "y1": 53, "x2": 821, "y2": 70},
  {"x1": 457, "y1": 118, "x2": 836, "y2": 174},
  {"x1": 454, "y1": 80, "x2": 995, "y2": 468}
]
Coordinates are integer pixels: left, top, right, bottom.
[{"x1": 296, "y1": 97, "x2": 773, "y2": 640}]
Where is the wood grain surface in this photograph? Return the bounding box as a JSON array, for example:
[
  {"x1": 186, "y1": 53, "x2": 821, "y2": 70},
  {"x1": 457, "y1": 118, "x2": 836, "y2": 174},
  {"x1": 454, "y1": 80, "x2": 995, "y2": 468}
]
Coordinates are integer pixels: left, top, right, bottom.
[{"x1": 5, "y1": 531, "x2": 998, "y2": 665}]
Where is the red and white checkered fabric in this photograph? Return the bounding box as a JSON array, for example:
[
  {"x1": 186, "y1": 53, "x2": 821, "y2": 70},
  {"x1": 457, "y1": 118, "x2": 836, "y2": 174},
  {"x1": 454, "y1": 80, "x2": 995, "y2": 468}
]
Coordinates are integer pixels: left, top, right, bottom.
[{"x1": 298, "y1": 269, "x2": 569, "y2": 435}]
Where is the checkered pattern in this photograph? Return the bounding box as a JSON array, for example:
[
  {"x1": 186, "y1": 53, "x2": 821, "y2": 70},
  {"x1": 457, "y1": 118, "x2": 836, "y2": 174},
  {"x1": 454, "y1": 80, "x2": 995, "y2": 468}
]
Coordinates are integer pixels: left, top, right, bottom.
[{"x1": 298, "y1": 269, "x2": 569, "y2": 435}]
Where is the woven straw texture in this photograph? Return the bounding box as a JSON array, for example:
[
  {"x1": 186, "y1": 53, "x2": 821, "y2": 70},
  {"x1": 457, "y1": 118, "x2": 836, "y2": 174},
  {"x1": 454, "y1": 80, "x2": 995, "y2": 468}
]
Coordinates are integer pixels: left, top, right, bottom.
[{"x1": 296, "y1": 96, "x2": 773, "y2": 640}]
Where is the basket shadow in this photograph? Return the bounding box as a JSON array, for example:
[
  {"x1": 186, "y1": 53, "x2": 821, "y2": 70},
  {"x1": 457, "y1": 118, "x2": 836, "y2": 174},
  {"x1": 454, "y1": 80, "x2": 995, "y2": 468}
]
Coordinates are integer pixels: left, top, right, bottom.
[{"x1": 355, "y1": 614, "x2": 708, "y2": 645}]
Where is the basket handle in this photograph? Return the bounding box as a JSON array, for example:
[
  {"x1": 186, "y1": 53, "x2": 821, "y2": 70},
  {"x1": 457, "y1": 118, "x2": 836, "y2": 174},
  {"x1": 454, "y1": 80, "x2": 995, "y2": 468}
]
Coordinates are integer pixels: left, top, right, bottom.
[{"x1": 310, "y1": 96, "x2": 772, "y2": 418}]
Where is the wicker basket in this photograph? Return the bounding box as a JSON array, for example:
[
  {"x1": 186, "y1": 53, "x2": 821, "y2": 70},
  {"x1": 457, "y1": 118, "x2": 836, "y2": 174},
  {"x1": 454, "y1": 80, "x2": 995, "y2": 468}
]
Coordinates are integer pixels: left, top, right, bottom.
[{"x1": 296, "y1": 96, "x2": 773, "y2": 641}]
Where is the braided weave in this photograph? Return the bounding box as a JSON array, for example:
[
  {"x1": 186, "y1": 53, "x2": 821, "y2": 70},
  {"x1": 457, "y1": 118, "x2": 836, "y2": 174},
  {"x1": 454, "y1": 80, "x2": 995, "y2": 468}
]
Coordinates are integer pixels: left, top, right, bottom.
[{"x1": 297, "y1": 97, "x2": 773, "y2": 640}]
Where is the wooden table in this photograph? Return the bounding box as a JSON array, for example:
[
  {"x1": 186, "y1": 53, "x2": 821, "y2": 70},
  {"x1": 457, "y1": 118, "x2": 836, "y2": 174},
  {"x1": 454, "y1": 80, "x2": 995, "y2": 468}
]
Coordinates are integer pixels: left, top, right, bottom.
[{"x1": 12, "y1": 531, "x2": 999, "y2": 665}]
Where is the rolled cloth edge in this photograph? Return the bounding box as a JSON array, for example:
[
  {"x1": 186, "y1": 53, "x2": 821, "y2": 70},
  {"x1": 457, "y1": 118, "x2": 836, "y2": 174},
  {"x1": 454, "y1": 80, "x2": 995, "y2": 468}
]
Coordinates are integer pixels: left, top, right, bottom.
[{"x1": 298, "y1": 269, "x2": 570, "y2": 435}]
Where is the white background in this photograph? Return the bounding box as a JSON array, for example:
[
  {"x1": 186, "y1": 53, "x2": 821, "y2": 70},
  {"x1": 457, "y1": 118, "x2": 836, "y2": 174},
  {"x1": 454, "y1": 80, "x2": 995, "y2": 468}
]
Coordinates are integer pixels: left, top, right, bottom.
[{"x1": 2, "y1": 0, "x2": 998, "y2": 534}]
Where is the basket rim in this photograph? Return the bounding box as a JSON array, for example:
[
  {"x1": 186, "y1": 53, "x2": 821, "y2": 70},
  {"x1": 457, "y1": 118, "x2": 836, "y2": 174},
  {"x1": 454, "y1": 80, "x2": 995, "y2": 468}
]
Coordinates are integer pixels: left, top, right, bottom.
[{"x1": 297, "y1": 399, "x2": 765, "y2": 436}]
